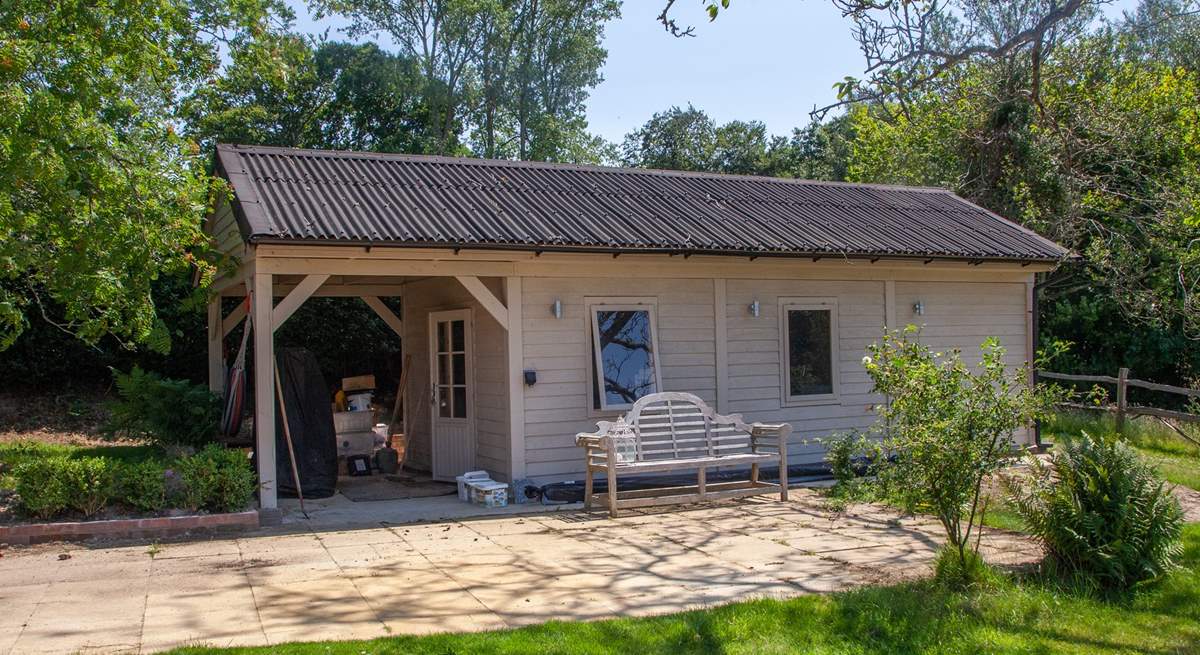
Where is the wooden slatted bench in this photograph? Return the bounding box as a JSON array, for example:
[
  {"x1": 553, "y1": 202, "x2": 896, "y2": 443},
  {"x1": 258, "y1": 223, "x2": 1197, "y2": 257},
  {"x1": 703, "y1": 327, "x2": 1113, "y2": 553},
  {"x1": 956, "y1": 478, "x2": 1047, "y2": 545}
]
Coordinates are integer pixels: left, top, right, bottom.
[{"x1": 575, "y1": 392, "x2": 792, "y2": 517}]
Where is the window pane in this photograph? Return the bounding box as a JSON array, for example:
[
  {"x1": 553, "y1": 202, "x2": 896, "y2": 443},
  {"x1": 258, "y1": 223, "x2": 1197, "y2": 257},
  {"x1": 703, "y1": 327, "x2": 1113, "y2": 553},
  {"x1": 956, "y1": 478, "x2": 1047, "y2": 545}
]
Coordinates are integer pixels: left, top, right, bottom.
[
  {"x1": 595, "y1": 309, "x2": 658, "y2": 407},
  {"x1": 438, "y1": 354, "x2": 449, "y2": 385},
  {"x1": 452, "y1": 387, "x2": 467, "y2": 418},
  {"x1": 437, "y1": 321, "x2": 448, "y2": 352},
  {"x1": 451, "y1": 319, "x2": 465, "y2": 351},
  {"x1": 438, "y1": 386, "x2": 451, "y2": 417},
  {"x1": 788, "y1": 309, "x2": 833, "y2": 396},
  {"x1": 452, "y1": 353, "x2": 465, "y2": 386}
]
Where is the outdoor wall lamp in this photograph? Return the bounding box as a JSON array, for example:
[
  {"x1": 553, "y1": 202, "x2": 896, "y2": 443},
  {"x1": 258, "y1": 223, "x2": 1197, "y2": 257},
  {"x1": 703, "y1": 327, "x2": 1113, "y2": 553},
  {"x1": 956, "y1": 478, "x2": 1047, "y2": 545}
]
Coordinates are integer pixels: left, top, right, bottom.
[
  {"x1": 524, "y1": 369, "x2": 538, "y2": 386},
  {"x1": 913, "y1": 300, "x2": 925, "y2": 316},
  {"x1": 551, "y1": 299, "x2": 563, "y2": 319},
  {"x1": 749, "y1": 300, "x2": 761, "y2": 317}
]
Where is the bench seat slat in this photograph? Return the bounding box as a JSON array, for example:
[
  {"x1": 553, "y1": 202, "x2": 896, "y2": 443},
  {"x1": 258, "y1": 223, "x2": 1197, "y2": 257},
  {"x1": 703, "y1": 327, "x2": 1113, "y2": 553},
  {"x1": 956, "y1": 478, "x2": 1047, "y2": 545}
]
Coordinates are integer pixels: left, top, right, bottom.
[{"x1": 607, "y1": 452, "x2": 775, "y2": 473}]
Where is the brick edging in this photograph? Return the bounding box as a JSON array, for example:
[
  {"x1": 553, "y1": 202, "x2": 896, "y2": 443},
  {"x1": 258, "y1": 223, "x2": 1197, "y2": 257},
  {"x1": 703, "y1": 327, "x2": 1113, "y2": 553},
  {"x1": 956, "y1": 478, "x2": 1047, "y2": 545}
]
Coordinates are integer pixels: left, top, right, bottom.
[{"x1": 0, "y1": 510, "x2": 260, "y2": 545}]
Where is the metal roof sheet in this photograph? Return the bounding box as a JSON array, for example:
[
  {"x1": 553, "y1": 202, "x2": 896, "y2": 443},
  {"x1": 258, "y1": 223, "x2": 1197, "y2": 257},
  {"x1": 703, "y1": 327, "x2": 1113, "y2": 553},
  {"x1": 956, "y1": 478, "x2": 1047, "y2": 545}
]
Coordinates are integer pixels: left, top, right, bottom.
[{"x1": 214, "y1": 144, "x2": 1068, "y2": 263}]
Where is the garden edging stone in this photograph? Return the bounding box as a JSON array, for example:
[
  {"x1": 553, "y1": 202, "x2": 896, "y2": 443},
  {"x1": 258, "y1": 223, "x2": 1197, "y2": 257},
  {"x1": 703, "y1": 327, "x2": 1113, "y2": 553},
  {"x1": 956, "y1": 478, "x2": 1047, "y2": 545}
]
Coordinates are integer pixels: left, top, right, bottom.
[{"x1": 0, "y1": 509, "x2": 259, "y2": 544}]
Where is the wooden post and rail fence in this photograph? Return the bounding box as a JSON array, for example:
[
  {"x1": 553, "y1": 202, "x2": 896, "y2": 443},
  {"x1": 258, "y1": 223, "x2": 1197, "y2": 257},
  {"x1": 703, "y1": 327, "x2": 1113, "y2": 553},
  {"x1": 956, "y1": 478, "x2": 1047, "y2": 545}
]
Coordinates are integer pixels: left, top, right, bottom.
[{"x1": 1036, "y1": 368, "x2": 1200, "y2": 444}]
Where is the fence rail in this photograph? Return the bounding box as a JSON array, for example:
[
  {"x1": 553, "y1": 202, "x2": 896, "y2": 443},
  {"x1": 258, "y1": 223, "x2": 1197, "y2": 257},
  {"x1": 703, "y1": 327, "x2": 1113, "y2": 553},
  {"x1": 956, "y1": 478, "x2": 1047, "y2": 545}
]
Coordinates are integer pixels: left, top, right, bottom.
[{"x1": 1037, "y1": 368, "x2": 1200, "y2": 445}]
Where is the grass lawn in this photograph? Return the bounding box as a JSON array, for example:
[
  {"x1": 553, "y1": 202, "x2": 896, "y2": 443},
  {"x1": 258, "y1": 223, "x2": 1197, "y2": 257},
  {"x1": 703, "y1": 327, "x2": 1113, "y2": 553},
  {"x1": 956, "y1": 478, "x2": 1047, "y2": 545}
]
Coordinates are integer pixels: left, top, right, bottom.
[{"x1": 170, "y1": 524, "x2": 1200, "y2": 655}]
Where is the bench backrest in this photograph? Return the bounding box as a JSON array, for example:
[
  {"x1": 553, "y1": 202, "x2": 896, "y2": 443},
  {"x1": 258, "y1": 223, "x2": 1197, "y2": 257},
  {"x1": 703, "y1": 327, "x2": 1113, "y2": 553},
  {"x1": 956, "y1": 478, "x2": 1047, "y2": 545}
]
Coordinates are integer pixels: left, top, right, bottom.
[{"x1": 621, "y1": 392, "x2": 756, "y2": 462}]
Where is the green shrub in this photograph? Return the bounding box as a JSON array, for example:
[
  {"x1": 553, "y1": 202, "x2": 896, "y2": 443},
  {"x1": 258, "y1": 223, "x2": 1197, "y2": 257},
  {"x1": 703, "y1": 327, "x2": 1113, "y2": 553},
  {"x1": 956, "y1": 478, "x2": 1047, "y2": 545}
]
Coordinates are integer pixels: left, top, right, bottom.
[
  {"x1": 13, "y1": 456, "x2": 72, "y2": 519},
  {"x1": 825, "y1": 433, "x2": 863, "y2": 486},
  {"x1": 102, "y1": 366, "x2": 222, "y2": 449},
  {"x1": 62, "y1": 457, "x2": 116, "y2": 517},
  {"x1": 13, "y1": 455, "x2": 115, "y2": 519},
  {"x1": 1007, "y1": 432, "x2": 1184, "y2": 592},
  {"x1": 117, "y1": 460, "x2": 169, "y2": 512},
  {"x1": 175, "y1": 444, "x2": 255, "y2": 512}
]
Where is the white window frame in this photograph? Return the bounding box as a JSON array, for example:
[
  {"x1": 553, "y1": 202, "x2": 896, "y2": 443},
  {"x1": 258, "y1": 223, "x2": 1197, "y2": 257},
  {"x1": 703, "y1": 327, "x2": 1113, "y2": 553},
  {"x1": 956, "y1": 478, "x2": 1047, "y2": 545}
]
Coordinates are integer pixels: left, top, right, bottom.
[
  {"x1": 779, "y1": 297, "x2": 840, "y2": 406},
  {"x1": 587, "y1": 299, "x2": 664, "y2": 413}
]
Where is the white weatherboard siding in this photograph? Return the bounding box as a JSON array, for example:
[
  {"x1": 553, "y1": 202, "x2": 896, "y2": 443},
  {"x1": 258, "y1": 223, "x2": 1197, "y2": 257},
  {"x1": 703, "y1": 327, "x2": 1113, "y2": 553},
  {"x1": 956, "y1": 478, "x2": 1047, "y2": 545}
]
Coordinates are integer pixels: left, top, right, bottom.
[
  {"x1": 402, "y1": 277, "x2": 511, "y2": 480},
  {"x1": 520, "y1": 277, "x2": 718, "y2": 480},
  {"x1": 205, "y1": 199, "x2": 246, "y2": 263},
  {"x1": 725, "y1": 279, "x2": 885, "y2": 466},
  {"x1": 389, "y1": 270, "x2": 1033, "y2": 482},
  {"x1": 515, "y1": 274, "x2": 1033, "y2": 481}
]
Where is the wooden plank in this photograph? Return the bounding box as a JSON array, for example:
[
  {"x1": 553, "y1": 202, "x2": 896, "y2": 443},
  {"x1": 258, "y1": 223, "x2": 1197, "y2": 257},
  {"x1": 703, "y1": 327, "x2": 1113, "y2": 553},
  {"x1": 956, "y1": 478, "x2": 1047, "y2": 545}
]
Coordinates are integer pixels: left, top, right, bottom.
[
  {"x1": 271, "y1": 274, "x2": 329, "y2": 331},
  {"x1": 1130, "y1": 406, "x2": 1200, "y2": 424},
  {"x1": 599, "y1": 484, "x2": 781, "y2": 510},
  {"x1": 252, "y1": 269, "x2": 277, "y2": 510},
  {"x1": 884, "y1": 279, "x2": 896, "y2": 329},
  {"x1": 222, "y1": 302, "x2": 247, "y2": 337},
  {"x1": 207, "y1": 297, "x2": 223, "y2": 394},
  {"x1": 1038, "y1": 371, "x2": 1121, "y2": 384},
  {"x1": 1125, "y1": 378, "x2": 1200, "y2": 399},
  {"x1": 714, "y1": 278, "x2": 729, "y2": 413},
  {"x1": 361, "y1": 296, "x2": 404, "y2": 337},
  {"x1": 506, "y1": 276, "x2": 526, "y2": 480},
  {"x1": 456, "y1": 275, "x2": 509, "y2": 330},
  {"x1": 1116, "y1": 367, "x2": 1130, "y2": 434}
]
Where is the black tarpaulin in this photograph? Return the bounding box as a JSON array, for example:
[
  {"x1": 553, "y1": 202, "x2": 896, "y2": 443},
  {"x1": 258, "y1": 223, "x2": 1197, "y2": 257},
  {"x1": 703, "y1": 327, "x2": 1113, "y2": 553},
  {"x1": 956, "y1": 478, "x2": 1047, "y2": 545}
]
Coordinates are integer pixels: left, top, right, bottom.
[{"x1": 274, "y1": 347, "x2": 338, "y2": 498}]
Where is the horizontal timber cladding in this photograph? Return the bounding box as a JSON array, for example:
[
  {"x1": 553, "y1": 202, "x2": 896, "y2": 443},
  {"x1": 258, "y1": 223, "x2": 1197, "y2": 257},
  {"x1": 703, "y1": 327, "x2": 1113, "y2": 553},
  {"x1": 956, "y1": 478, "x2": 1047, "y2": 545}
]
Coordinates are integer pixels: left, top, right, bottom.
[
  {"x1": 520, "y1": 277, "x2": 718, "y2": 480},
  {"x1": 516, "y1": 274, "x2": 1032, "y2": 482},
  {"x1": 725, "y1": 279, "x2": 885, "y2": 464},
  {"x1": 401, "y1": 276, "x2": 511, "y2": 480}
]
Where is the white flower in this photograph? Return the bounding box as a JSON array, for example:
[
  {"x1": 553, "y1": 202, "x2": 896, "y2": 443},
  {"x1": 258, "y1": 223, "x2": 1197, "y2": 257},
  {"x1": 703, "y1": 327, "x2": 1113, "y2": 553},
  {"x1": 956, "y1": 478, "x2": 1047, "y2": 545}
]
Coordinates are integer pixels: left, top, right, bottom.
[{"x1": 862, "y1": 355, "x2": 873, "y2": 366}]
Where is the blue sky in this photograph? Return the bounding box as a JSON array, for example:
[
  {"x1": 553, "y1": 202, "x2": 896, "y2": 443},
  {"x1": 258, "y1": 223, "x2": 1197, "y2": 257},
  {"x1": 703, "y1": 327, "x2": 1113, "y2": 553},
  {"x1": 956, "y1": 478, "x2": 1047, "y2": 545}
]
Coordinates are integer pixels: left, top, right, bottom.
[{"x1": 287, "y1": 1, "x2": 1142, "y2": 144}]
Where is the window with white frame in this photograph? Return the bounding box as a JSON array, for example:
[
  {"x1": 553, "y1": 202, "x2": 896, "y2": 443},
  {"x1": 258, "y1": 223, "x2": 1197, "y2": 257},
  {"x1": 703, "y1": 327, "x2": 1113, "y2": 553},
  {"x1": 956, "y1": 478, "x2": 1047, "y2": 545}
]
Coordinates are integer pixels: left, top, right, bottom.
[
  {"x1": 780, "y1": 299, "x2": 838, "y2": 403},
  {"x1": 588, "y1": 303, "x2": 662, "y2": 411}
]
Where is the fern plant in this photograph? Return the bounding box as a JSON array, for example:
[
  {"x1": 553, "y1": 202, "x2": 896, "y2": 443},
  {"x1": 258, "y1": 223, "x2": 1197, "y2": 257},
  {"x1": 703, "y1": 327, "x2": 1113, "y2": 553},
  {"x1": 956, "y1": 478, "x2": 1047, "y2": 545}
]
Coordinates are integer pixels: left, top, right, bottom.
[{"x1": 1006, "y1": 432, "x2": 1184, "y2": 592}]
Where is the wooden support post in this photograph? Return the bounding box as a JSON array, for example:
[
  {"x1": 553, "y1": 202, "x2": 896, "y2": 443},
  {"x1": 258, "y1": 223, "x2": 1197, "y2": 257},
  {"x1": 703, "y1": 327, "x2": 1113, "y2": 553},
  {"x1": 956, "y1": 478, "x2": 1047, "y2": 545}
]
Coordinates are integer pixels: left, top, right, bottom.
[
  {"x1": 697, "y1": 466, "x2": 706, "y2": 499},
  {"x1": 505, "y1": 277, "x2": 526, "y2": 482},
  {"x1": 1116, "y1": 367, "x2": 1130, "y2": 435},
  {"x1": 207, "y1": 297, "x2": 224, "y2": 394},
  {"x1": 252, "y1": 270, "x2": 278, "y2": 510},
  {"x1": 714, "y1": 279, "x2": 729, "y2": 414},
  {"x1": 884, "y1": 279, "x2": 897, "y2": 330}
]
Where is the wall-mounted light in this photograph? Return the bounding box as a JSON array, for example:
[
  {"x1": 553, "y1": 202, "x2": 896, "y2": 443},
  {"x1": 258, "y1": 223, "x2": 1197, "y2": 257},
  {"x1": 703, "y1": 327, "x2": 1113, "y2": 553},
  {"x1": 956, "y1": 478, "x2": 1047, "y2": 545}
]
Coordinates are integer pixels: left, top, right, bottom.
[
  {"x1": 749, "y1": 300, "x2": 761, "y2": 317},
  {"x1": 913, "y1": 300, "x2": 925, "y2": 316},
  {"x1": 551, "y1": 299, "x2": 563, "y2": 319},
  {"x1": 523, "y1": 369, "x2": 538, "y2": 386}
]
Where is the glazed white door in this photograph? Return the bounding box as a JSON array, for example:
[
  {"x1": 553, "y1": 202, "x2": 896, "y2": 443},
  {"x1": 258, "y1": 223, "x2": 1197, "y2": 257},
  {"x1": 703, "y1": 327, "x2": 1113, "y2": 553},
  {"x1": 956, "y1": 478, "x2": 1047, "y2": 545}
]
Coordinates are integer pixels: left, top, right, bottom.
[{"x1": 429, "y1": 309, "x2": 475, "y2": 480}]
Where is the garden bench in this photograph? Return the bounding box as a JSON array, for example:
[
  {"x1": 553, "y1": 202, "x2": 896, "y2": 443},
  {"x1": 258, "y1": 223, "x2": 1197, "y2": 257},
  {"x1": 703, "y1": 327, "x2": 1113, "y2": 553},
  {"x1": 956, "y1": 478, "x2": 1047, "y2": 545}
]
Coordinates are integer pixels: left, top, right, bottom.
[{"x1": 575, "y1": 392, "x2": 792, "y2": 517}]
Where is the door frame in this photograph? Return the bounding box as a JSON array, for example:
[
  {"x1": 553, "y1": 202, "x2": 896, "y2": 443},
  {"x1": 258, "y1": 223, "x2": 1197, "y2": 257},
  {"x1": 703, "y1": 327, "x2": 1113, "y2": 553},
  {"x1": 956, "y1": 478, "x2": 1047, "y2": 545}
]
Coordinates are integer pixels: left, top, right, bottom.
[{"x1": 428, "y1": 308, "x2": 475, "y2": 480}]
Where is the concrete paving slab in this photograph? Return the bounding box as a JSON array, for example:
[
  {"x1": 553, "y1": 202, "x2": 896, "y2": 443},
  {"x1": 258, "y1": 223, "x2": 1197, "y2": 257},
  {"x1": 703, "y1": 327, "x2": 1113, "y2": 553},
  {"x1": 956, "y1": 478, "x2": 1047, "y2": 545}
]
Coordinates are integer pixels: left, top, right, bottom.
[{"x1": 0, "y1": 490, "x2": 1041, "y2": 654}]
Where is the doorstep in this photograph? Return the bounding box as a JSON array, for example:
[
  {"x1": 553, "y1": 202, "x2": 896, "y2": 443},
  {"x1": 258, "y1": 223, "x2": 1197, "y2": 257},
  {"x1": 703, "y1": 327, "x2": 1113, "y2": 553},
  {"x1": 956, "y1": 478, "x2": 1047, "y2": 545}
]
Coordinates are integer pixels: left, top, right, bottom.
[{"x1": 0, "y1": 510, "x2": 260, "y2": 545}]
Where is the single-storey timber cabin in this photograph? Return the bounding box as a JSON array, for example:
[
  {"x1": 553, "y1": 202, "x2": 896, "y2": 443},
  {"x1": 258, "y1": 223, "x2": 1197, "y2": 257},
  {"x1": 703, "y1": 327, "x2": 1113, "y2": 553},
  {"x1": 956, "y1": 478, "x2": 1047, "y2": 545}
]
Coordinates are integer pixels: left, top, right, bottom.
[{"x1": 205, "y1": 144, "x2": 1068, "y2": 512}]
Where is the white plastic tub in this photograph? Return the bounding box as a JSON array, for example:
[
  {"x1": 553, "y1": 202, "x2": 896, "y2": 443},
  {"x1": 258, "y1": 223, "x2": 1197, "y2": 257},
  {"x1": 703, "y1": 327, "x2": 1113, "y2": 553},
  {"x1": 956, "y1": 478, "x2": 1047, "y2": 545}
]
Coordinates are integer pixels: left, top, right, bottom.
[
  {"x1": 333, "y1": 410, "x2": 374, "y2": 434},
  {"x1": 455, "y1": 470, "x2": 490, "y2": 501}
]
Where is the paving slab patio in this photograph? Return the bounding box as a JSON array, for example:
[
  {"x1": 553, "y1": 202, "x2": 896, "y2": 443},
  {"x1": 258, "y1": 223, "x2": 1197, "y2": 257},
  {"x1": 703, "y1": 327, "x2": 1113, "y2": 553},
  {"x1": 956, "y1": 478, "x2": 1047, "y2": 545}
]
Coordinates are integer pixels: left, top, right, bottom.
[{"x1": 0, "y1": 489, "x2": 1040, "y2": 654}]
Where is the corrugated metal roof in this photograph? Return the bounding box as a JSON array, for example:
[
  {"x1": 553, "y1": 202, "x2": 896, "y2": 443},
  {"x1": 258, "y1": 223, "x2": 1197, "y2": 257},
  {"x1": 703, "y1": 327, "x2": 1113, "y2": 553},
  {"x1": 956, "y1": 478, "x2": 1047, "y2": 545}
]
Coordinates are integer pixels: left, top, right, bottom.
[{"x1": 214, "y1": 144, "x2": 1068, "y2": 263}]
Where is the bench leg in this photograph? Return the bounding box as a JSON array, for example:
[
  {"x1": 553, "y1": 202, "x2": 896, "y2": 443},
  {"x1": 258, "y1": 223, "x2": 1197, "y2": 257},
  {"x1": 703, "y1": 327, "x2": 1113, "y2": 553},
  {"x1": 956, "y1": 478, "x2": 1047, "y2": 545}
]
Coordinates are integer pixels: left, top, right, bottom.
[
  {"x1": 750, "y1": 463, "x2": 759, "y2": 485},
  {"x1": 606, "y1": 463, "x2": 619, "y2": 518},
  {"x1": 584, "y1": 467, "x2": 594, "y2": 511},
  {"x1": 698, "y1": 466, "x2": 706, "y2": 499}
]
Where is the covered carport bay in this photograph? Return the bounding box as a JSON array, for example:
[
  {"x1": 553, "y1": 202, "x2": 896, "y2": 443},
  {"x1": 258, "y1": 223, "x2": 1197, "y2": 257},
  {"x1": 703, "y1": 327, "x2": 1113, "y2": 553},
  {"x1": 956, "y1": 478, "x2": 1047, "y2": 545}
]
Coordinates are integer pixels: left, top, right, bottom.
[{"x1": 204, "y1": 245, "x2": 526, "y2": 518}]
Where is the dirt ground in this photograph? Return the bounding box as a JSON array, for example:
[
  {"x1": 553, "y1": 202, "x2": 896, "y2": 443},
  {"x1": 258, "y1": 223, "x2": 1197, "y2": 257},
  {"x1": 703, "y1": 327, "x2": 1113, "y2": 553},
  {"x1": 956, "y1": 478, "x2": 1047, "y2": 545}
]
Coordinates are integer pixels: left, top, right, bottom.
[{"x1": 0, "y1": 391, "x2": 114, "y2": 446}]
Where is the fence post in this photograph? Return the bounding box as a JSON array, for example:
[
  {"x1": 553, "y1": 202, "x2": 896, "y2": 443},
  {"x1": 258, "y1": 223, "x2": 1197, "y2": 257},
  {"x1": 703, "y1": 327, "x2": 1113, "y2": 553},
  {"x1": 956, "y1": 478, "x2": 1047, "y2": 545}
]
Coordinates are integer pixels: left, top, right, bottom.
[{"x1": 1116, "y1": 367, "x2": 1130, "y2": 435}]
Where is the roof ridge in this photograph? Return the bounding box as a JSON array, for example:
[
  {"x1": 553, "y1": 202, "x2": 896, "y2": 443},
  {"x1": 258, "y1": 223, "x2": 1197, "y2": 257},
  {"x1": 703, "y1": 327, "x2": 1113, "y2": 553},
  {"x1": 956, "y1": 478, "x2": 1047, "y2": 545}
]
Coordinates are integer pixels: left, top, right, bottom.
[{"x1": 216, "y1": 143, "x2": 955, "y2": 195}]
